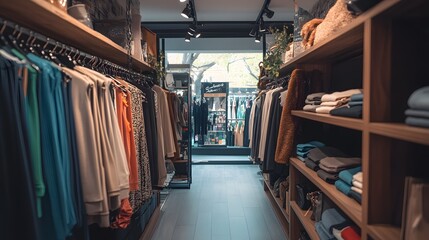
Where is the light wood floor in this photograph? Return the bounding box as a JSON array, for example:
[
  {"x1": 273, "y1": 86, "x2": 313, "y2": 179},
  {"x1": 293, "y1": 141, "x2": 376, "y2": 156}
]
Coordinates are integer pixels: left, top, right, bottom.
[{"x1": 150, "y1": 164, "x2": 287, "y2": 240}]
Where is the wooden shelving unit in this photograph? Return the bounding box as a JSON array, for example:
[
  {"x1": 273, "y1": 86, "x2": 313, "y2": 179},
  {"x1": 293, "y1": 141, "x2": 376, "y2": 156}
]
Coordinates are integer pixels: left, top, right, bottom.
[
  {"x1": 0, "y1": 0, "x2": 154, "y2": 72},
  {"x1": 292, "y1": 110, "x2": 364, "y2": 131},
  {"x1": 291, "y1": 158, "x2": 362, "y2": 226},
  {"x1": 367, "y1": 225, "x2": 401, "y2": 240},
  {"x1": 282, "y1": 1, "x2": 429, "y2": 239},
  {"x1": 263, "y1": 178, "x2": 290, "y2": 236},
  {"x1": 370, "y1": 123, "x2": 429, "y2": 146},
  {"x1": 290, "y1": 201, "x2": 319, "y2": 240}
]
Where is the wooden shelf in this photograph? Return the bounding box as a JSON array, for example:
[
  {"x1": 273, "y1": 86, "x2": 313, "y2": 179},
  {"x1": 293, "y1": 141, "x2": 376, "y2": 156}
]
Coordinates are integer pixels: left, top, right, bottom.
[
  {"x1": 370, "y1": 123, "x2": 429, "y2": 146},
  {"x1": 0, "y1": 0, "x2": 154, "y2": 72},
  {"x1": 290, "y1": 158, "x2": 362, "y2": 227},
  {"x1": 290, "y1": 201, "x2": 320, "y2": 240},
  {"x1": 367, "y1": 225, "x2": 401, "y2": 240},
  {"x1": 292, "y1": 110, "x2": 364, "y2": 131},
  {"x1": 263, "y1": 179, "x2": 290, "y2": 223},
  {"x1": 279, "y1": 0, "x2": 400, "y2": 74}
]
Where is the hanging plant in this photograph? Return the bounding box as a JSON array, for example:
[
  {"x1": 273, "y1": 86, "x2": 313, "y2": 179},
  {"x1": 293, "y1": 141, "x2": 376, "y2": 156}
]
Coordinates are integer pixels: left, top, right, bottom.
[
  {"x1": 148, "y1": 53, "x2": 166, "y2": 86},
  {"x1": 263, "y1": 25, "x2": 293, "y2": 78}
]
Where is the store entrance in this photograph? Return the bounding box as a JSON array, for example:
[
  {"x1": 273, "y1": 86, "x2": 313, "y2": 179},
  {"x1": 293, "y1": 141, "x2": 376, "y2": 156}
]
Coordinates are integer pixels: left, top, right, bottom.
[{"x1": 166, "y1": 51, "x2": 261, "y2": 163}]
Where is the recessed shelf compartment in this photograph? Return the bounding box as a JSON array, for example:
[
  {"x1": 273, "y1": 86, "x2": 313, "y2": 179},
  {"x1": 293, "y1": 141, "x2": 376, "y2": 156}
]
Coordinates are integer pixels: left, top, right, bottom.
[
  {"x1": 290, "y1": 201, "x2": 319, "y2": 240},
  {"x1": 290, "y1": 158, "x2": 362, "y2": 227}
]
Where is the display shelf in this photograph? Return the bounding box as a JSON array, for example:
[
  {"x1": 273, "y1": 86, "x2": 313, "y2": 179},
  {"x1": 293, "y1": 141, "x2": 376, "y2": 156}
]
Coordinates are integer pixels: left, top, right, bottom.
[
  {"x1": 291, "y1": 110, "x2": 364, "y2": 131},
  {"x1": 367, "y1": 225, "x2": 401, "y2": 240},
  {"x1": 263, "y1": 179, "x2": 290, "y2": 222},
  {"x1": 370, "y1": 123, "x2": 429, "y2": 146},
  {"x1": 290, "y1": 201, "x2": 320, "y2": 240},
  {"x1": 291, "y1": 158, "x2": 362, "y2": 227},
  {"x1": 278, "y1": 0, "x2": 400, "y2": 74},
  {"x1": 0, "y1": 0, "x2": 154, "y2": 72}
]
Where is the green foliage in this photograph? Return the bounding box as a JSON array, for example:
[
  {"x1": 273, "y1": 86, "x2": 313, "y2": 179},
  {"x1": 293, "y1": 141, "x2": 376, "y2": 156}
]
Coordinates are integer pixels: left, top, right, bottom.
[
  {"x1": 149, "y1": 53, "x2": 166, "y2": 84},
  {"x1": 263, "y1": 25, "x2": 293, "y2": 78}
]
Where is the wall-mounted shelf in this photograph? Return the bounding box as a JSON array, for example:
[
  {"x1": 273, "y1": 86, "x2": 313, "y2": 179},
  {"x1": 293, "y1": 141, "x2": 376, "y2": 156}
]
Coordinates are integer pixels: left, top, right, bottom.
[
  {"x1": 370, "y1": 123, "x2": 429, "y2": 146},
  {"x1": 291, "y1": 110, "x2": 364, "y2": 131},
  {"x1": 0, "y1": 0, "x2": 154, "y2": 72}
]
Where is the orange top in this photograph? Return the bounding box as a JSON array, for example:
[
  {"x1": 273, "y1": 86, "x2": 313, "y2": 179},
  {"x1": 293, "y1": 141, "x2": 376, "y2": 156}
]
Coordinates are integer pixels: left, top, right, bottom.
[{"x1": 116, "y1": 86, "x2": 139, "y2": 191}]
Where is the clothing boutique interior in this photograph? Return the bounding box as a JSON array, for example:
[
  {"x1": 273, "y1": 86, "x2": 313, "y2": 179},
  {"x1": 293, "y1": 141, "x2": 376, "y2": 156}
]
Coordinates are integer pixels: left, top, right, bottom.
[{"x1": 2, "y1": 0, "x2": 429, "y2": 240}]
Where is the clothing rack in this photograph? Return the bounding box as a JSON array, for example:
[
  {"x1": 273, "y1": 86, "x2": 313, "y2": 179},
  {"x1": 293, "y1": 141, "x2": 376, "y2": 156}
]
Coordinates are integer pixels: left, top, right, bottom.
[{"x1": 0, "y1": 17, "x2": 155, "y2": 90}]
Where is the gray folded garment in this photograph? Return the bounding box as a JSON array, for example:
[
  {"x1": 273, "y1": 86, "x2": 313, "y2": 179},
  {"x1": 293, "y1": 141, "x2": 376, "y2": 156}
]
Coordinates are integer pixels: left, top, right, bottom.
[
  {"x1": 405, "y1": 109, "x2": 429, "y2": 119},
  {"x1": 307, "y1": 92, "x2": 325, "y2": 101},
  {"x1": 305, "y1": 99, "x2": 322, "y2": 105},
  {"x1": 350, "y1": 93, "x2": 363, "y2": 102},
  {"x1": 405, "y1": 116, "x2": 429, "y2": 128},
  {"x1": 319, "y1": 157, "x2": 362, "y2": 173},
  {"x1": 303, "y1": 105, "x2": 322, "y2": 112},
  {"x1": 408, "y1": 86, "x2": 429, "y2": 111},
  {"x1": 305, "y1": 159, "x2": 319, "y2": 171},
  {"x1": 307, "y1": 147, "x2": 349, "y2": 163},
  {"x1": 348, "y1": 101, "x2": 363, "y2": 107},
  {"x1": 317, "y1": 169, "x2": 338, "y2": 184}
]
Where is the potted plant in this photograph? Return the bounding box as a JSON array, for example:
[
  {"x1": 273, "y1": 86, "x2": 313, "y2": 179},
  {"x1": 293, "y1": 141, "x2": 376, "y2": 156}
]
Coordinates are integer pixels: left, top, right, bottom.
[{"x1": 263, "y1": 26, "x2": 293, "y2": 78}]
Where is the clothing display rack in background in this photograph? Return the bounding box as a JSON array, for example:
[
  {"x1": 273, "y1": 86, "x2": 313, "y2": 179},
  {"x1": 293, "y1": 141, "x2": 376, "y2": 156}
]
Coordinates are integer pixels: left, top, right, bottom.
[{"x1": 0, "y1": 7, "x2": 162, "y2": 240}]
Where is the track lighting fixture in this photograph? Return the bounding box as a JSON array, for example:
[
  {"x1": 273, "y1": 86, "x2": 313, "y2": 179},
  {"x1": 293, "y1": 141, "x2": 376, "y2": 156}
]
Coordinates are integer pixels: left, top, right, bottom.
[
  {"x1": 179, "y1": 0, "x2": 186, "y2": 2},
  {"x1": 189, "y1": 23, "x2": 197, "y2": 32},
  {"x1": 249, "y1": 25, "x2": 258, "y2": 37},
  {"x1": 185, "y1": 32, "x2": 191, "y2": 42},
  {"x1": 194, "y1": 31, "x2": 201, "y2": 38},
  {"x1": 255, "y1": 33, "x2": 261, "y2": 43},
  {"x1": 259, "y1": 19, "x2": 266, "y2": 33},
  {"x1": 181, "y1": 3, "x2": 192, "y2": 19},
  {"x1": 264, "y1": 7, "x2": 274, "y2": 18}
]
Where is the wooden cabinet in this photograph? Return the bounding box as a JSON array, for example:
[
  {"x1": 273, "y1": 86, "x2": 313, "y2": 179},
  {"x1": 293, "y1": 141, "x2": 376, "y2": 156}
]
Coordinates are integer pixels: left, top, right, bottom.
[{"x1": 268, "y1": 0, "x2": 429, "y2": 239}]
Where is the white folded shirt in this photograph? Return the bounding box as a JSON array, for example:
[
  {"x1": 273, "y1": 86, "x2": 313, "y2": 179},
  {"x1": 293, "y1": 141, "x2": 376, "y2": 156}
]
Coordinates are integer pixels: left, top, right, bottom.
[
  {"x1": 321, "y1": 89, "x2": 362, "y2": 102},
  {"x1": 351, "y1": 186, "x2": 363, "y2": 194},
  {"x1": 315, "y1": 106, "x2": 336, "y2": 114}
]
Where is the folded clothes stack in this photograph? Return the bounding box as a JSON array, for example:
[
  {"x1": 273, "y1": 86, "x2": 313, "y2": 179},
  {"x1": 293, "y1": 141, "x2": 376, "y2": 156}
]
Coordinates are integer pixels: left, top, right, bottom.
[
  {"x1": 315, "y1": 208, "x2": 351, "y2": 240},
  {"x1": 330, "y1": 93, "x2": 363, "y2": 119},
  {"x1": 317, "y1": 157, "x2": 361, "y2": 184},
  {"x1": 303, "y1": 92, "x2": 325, "y2": 112},
  {"x1": 315, "y1": 89, "x2": 362, "y2": 114},
  {"x1": 296, "y1": 141, "x2": 325, "y2": 161},
  {"x1": 335, "y1": 167, "x2": 362, "y2": 204},
  {"x1": 304, "y1": 147, "x2": 349, "y2": 172},
  {"x1": 405, "y1": 86, "x2": 429, "y2": 128},
  {"x1": 332, "y1": 226, "x2": 360, "y2": 240}
]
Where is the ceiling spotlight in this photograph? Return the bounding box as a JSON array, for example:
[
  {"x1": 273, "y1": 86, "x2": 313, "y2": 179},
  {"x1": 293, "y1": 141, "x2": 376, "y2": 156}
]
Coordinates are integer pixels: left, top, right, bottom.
[
  {"x1": 264, "y1": 8, "x2": 275, "y2": 18},
  {"x1": 249, "y1": 25, "x2": 258, "y2": 37},
  {"x1": 189, "y1": 23, "x2": 197, "y2": 32},
  {"x1": 255, "y1": 33, "x2": 261, "y2": 43},
  {"x1": 181, "y1": 3, "x2": 193, "y2": 19},
  {"x1": 185, "y1": 33, "x2": 191, "y2": 42},
  {"x1": 194, "y1": 31, "x2": 201, "y2": 38},
  {"x1": 179, "y1": 0, "x2": 186, "y2": 2}
]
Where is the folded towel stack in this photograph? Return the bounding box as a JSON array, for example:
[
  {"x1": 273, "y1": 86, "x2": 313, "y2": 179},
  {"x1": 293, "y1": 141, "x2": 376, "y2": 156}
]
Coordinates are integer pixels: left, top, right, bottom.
[
  {"x1": 314, "y1": 89, "x2": 362, "y2": 114},
  {"x1": 303, "y1": 92, "x2": 325, "y2": 112},
  {"x1": 335, "y1": 167, "x2": 362, "y2": 204},
  {"x1": 296, "y1": 141, "x2": 325, "y2": 161},
  {"x1": 330, "y1": 93, "x2": 363, "y2": 119},
  {"x1": 405, "y1": 86, "x2": 429, "y2": 128}
]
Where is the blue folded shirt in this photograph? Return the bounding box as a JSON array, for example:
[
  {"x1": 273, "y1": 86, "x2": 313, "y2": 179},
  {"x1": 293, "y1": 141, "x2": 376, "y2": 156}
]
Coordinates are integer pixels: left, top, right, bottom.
[
  {"x1": 339, "y1": 166, "x2": 362, "y2": 185},
  {"x1": 335, "y1": 180, "x2": 352, "y2": 196},
  {"x1": 315, "y1": 222, "x2": 336, "y2": 240},
  {"x1": 321, "y1": 208, "x2": 350, "y2": 234},
  {"x1": 350, "y1": 93, "x2": 363, "y2": 102}
]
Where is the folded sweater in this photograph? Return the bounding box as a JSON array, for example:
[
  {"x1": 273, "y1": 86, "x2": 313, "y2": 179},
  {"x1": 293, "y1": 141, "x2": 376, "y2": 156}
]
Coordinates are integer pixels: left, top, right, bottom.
[
  {"x1": 316, "y1": 106, "x2": 336, "y2": 114},
  {"x1": 407, "y1": 86, "x2": 429, "y2": 111},
  {"x1": 321, "y1": 208, "x2": 350, "y2": 234},
  {"x1": 341, "y1": 226, "x2": 360, "y2": 240},
  {"x1": 352, "y1": 180, "x2": 363, "y2": 189},
  {"x1": 316, "y1": 222, "x2": 335, "y2": 240},
  {"x1": 351, "y1": 186, "x2": 362, "y2": 194},
  {"x1": 353, "y1": 172, "x2": 362, "y2": 183},
  {"x1": 339, "y1": 167, "x2": 362, "y2": 185},
  {"x1": 330, "y1": 105, "x2": 363, "y2": 119},
  {"x1": 307, "y1": 147, "x2": 349, "y2": 163},
  {"x1": 405, "y1": 116, "x2": 429, "y2": 128},
  {"x1": 348, "y1": 101, "x2": 363, "y2": 107},
  {"x1": 349, "y1": 190, "x2": 361, "y2": 204},
  {"x1": 335, "y1": 180, "x2": 352, "y2": 196},
  {"x1": 307, "y1": 92, "x2": 326, "y2": 101},
  {"x1": 305, "y1": 99, "x2": 322, "y2": 105},
  {"x1": 405, "y1": 109, "x2": 429, "y2": 119},
  {"x1": 321, "y1": 89, "x2": 363, "y2": 102},
  {"x1": 303, "y1": 104, "x2": 322, "y2": 112},
  {"x1": 321, "y1": 98, "x2": 350, "y2": 107},
  {"x1": 305, "y1": 159, "x2": 319, "y2": 171},
  {"x1": 350, "y1": 93, "x2": 363, "y2": 102},
  {"x1": 317, "y1": 170, "x2": 338, "y2": 184},
  {"x1": 333, "y1": 227, "x2": 344, "y2": 240},
  {"x1": 297, "y1": 141, "x2": 325, "y2": 152},
  {"x1": 319, "y1": 157, "x2": 362, "y2": 173}
]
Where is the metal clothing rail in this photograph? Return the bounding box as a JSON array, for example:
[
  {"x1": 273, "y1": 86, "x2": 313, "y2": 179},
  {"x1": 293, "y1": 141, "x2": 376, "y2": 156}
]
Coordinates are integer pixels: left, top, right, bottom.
[{"x1": 0, "y1": 17, "x2": 155, "y2": 89}]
